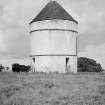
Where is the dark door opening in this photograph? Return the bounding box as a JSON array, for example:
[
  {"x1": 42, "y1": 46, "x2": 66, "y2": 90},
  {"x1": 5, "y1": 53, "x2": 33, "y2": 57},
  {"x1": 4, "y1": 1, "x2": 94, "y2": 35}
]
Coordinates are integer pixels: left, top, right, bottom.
[
  {"x1": 65, "y1": 57, "x2": 70, "y2": 73},
  {"x1": 32, "y1": 58, "x2": 35, "y2": 63},
  {"x1": 32, "y1": 57, "x2": 35, "y2": 72}
]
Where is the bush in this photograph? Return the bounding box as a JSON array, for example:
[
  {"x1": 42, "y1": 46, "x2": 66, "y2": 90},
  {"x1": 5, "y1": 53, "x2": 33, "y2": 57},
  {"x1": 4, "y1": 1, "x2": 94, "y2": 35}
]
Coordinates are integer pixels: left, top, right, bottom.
[
  {"x1": 78, "y1": 57, "x2": 102, "y2": 72},
  {"x1": 12, "y1": 63, "x2": 31, "y2": 72},
  {"x1": 0, "y1": 64, "x2": 4, "y2": 72}
]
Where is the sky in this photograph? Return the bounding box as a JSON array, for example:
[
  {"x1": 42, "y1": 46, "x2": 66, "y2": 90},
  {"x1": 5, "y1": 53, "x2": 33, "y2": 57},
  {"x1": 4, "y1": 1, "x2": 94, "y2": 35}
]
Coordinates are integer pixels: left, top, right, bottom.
[{"x1": 0, "y1": 0, "x2": 105, "y2": 68}]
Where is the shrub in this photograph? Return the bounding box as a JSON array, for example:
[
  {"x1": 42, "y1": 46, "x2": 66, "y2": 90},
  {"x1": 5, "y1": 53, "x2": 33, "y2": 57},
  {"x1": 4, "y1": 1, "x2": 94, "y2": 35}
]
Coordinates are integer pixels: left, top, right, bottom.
[
  {"x1": 0, "y1": 64, "x2": 4, "y2": 72},
  {"x1": 12, "y1": 63, "x2": 31, "y2": 72},
  {"x1": 78, "y1": 57, "x2": 103, "y2": 72}
]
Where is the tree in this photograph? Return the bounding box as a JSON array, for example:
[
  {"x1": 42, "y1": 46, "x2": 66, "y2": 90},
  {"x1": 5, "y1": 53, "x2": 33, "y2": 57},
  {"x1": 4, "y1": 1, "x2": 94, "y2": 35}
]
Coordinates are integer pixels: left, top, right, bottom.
[
  {"x1": 12, "y1": 63, "x2": 31, "y2": 72},
  {"x1": 78, "y1": 57, "x2": 102, "y2": 72},
  {"x1": 0, "y1": 64, "x2": 4, "y2": 72},
  {"x1": 12, "y1": 63, "x2": 20, "y2": 72}
]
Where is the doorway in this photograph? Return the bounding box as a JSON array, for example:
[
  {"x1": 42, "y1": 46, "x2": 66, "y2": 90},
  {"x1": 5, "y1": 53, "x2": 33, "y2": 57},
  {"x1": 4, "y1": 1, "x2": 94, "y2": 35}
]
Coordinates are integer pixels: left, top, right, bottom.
[
  {"x1": 32, "y1": 57, "x2": 35, "y2": 72},
  {"x1": 65, "y1": 57, "x2": 70, "y2": 73}
]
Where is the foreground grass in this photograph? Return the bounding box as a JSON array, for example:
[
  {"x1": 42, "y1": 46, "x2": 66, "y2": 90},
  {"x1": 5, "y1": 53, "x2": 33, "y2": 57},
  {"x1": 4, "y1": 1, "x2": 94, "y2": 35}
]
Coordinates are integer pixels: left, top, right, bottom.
[{"x1": 0, "y1": 72, "x2": 105, "y2": 105}]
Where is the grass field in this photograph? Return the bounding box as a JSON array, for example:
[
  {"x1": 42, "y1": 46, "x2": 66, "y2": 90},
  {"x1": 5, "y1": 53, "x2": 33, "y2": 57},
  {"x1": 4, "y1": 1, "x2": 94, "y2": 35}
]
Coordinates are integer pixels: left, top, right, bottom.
[{"x1": 0, "y1": 72, "x2": 105, "y2": 105}]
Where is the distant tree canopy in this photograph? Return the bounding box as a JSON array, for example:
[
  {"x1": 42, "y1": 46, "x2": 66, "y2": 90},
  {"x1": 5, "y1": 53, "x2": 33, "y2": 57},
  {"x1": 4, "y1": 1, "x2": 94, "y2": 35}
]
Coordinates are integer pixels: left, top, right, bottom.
[
  {"x1": 78, "y1": 57, "x2": 103, "y2": 72},
  {"x1": 10, "y1": 57, "x2": 103, "y2": 73},
  {"x1": 0, "y1": 64, "x2": 4, "y2": 72},
  {"x1": 12, "y1": 63, "x2": 31, "y2": 72}
]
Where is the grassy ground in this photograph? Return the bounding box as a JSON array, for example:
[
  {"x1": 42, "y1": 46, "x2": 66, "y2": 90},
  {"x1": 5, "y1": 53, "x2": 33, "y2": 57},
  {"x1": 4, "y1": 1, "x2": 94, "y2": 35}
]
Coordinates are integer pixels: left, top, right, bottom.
[{"x1": 0, "y1": 72, "x2": 105, "y2": 105}]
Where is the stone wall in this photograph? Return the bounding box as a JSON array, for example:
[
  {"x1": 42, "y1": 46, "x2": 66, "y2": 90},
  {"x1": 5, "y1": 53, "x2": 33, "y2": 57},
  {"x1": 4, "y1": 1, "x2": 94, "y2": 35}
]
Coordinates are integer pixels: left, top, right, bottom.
[{"x1": 30, "y1": 20, "x2": 78, "y2": 73}]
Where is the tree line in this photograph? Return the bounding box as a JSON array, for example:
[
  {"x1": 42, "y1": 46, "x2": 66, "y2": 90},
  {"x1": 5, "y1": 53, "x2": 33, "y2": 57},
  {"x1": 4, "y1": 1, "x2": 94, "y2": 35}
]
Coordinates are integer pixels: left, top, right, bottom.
[
  {"x1": 0, "y1": 64, "x2": 31, "y2": 72},
  {"x1": 0, "y1": 57, "x2": 104, "y2": 72}
]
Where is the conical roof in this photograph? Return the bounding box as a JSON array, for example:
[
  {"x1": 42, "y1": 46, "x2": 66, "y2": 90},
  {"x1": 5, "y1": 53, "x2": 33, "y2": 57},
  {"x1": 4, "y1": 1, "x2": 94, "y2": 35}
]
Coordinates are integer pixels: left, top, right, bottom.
[{"x1": 30, "y1": 1, "x2": 78, "y2": 24}]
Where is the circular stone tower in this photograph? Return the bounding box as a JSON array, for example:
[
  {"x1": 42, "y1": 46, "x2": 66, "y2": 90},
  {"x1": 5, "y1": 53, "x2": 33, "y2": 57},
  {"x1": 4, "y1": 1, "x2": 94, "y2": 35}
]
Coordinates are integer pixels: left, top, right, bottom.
[{"x1": 29, "y1": 1, "x2": 78, "y2": 73}]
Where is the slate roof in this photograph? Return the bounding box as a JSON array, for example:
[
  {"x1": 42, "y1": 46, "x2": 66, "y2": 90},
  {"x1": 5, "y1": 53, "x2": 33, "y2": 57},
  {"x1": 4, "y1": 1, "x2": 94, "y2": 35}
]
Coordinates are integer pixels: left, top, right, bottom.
[{"x1": 30, "y1": 1, "x2": 78, "y2": 24}]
